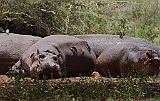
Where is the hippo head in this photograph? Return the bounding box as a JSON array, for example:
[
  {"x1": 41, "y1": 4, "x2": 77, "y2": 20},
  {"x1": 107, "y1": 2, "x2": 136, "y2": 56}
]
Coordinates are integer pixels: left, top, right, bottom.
[
  {"x1": 29, "y1": 49, "x2": 62, "y2": 78},
  {"x1": 143, "y1": 50, "x2": 160, "y2": 76}
]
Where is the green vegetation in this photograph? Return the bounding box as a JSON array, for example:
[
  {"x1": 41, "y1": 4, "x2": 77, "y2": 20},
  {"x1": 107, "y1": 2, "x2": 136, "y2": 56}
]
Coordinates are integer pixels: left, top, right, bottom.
[
  {"x1": 0, "y1": 0, "x2": 160, "y2": 42},
  {"x1": 0, "y1": 74, "x2": 160, "y2": 101},
  {"x1": 0, "y1": 0, "x2": 160, "y2": 100}
]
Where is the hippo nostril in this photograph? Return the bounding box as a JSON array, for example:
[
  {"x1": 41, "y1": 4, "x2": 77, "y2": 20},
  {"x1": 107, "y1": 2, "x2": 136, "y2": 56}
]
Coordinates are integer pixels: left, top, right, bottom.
[
  {"x1": 44, "y1": 63, "x2": 56, "y2": 69},
  {"x1": 50, "y1": 64, "x2": 57, "y2": 68},
  {"x1": 44, "y1": 61, "x2": 51, "y2": 66},
  {"x1": 37, "y1": 64, "x2": 40, "y2": 67}
]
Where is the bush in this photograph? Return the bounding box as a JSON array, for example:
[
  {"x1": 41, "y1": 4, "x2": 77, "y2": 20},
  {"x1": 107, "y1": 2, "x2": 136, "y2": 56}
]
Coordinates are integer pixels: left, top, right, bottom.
[
  {"x1": 0, "y1": 0, "x2": 160, "y2": 100},
  {"x1": 0, "y1": 0, "x2": 160, "y2": 42}
]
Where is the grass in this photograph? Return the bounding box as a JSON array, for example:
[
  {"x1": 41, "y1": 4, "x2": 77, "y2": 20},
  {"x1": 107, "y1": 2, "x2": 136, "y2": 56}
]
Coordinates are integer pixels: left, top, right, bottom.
[{"x1": 0, "y1": 73, "x2": 160, "y2": 101}]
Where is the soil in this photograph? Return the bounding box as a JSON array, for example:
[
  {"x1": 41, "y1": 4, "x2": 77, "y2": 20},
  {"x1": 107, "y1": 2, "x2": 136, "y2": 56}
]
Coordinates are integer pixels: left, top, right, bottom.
[
  {"x1": 0, "y1": 71, "x2": 101, "y2": 84},
  {"x1": 0, "y1": 72, "x2": 160, "y2": 86},
  {"x1": 0, "y1": 75, "x2": 10, "y2": 85},
  {"x1": 0, "y1": 72, "x2": 160, "y2": 101}
]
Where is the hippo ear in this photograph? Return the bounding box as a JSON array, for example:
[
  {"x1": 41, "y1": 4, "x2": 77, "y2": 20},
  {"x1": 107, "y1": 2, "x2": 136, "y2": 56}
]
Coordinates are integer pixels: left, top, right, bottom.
[
  {"x1": 146, "y1": 57, "x2": 159, "y2": 66},
  {"x1": 57, "y1": 53, "x2": 61, "y2": 58},
  {"x1": 146, "y1": 51, "x2": 152, "y2": 59},
  {"x1": 53, "y1": 54, "x2": 61, "y2": 61},
  {"x1": 36, "y1": 49, "x2": 40, "y2": 54},
  {"x1": 86, "y1": 43, "x2": 91, "y2": 53},
  {"x1": 30, "y1": 53, "x2": 35, "y2": 59},
  {"x1": 70, "y1": 47, "x2": 77, "y2": 55},
  {"x1": 30, "y1": 49, "x2": 40, "y2": 58}
]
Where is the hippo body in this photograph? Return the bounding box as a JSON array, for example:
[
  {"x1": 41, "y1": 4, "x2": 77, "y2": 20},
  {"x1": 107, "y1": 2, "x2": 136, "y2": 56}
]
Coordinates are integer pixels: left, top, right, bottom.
[
  {"x1": 10, "y1": 35, "x2": 96, "y2": 78},
  {"x1": 96, "y1": 43, "x2": 160, "y2": 77},
  {"x1": 75, "y1": 34, "x2": 160, "y2": 58},
  {"x1": 0, "y1": 33, "x2": 41, "y2": 74}
]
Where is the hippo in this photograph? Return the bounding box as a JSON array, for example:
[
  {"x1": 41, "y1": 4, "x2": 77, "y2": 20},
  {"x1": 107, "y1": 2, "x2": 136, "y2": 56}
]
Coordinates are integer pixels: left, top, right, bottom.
[
  {"x1": 96, "y1": 43, "x2": 160, "y2": 77},
  {"x1": 0, "y1": 33, "x2": 41, "y2": 75},
  {"x1": 8, "y1": 35, "x2": 96, "y2": 78},
  {"x1": 75, "y1": 34, "x2": 160, "y2": 58}
]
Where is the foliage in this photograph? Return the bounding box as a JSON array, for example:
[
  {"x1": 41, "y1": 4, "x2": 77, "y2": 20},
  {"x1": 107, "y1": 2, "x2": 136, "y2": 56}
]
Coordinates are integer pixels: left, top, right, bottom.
[
  {"x1": 0, "y1": 0, "x2": 160, "y2": 100},
  {"x1": 0, "y1": 0, "x2": 160, "y2": 42}
]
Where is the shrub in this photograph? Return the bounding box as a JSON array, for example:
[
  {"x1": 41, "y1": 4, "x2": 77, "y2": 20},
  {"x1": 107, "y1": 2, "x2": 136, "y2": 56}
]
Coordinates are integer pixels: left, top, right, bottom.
[{"x1": 0, "y1": 0, "x2": 160, "y2": 42}]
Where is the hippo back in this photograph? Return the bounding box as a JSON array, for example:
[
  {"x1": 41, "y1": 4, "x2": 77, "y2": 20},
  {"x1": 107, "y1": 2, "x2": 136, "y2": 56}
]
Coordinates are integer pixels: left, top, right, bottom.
[
  {"x1": 96, "y1": 43, "x2": 160, "y2": 77},
  {"x1": 75, "y1": 34, "x2": 160, "y2": 58},
  {"x1": 0, "y1": 33, "x2": 41, "y2": 74},
  {"x1": 19, "y1": 35, "x2": 96, "y2": 78}
]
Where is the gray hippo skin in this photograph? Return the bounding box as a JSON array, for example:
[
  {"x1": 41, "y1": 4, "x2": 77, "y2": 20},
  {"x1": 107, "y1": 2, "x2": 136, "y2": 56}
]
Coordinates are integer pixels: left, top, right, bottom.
[
  {"x1": 96, "y1": 43, "x2": 160, "y2": 77},
  {"x1": 10, "y1": 35, "x2": 96, "y2": 78},
  {"x1": 75, "y1": 34, "x2": 160, "y2": 58},
  {"x1": 0, "y1": 33, "x2": 41, "y2": 75}
]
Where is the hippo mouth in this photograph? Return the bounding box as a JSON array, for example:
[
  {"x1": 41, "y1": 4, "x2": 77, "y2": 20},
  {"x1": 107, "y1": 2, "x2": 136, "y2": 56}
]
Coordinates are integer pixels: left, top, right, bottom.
[
  {"x1": 43, "y1": 65, "x2": 60, "y2": 72},
  {"x1": 30, "y1": 65, "x2": 61, "y2": 78},
  {"x1": 37, "y1": 65, "x2": 61, "y2": 78}
]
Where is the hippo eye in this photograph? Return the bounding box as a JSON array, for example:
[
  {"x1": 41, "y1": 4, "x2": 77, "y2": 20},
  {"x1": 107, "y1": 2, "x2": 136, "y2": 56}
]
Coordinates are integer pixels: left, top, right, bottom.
[
  {"x1": 39, "y1": 54, "x2": 46, "y2": 59},
  {"x1": 53, "y1": 57, "x2": 58, "y2": 61}
]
